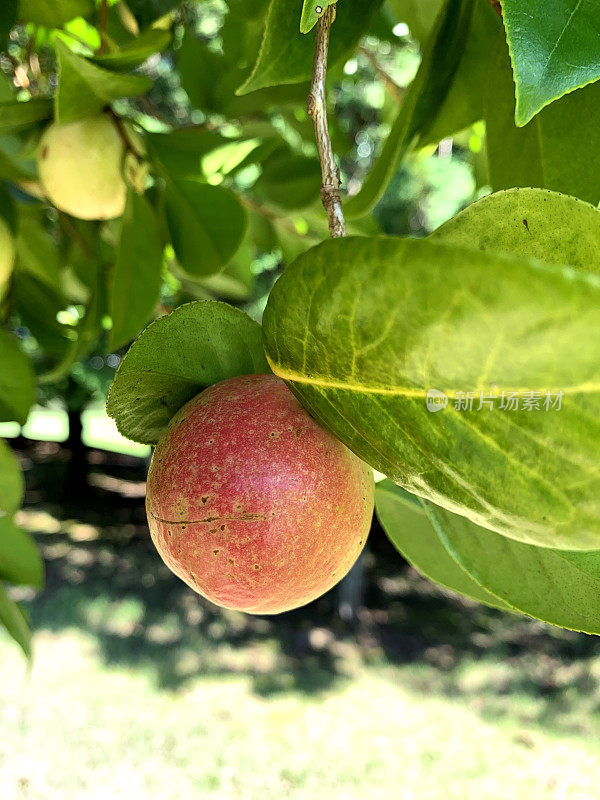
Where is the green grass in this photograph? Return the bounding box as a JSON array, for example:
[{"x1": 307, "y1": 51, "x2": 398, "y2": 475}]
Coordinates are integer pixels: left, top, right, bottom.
[{"x1": 3, "y1": 451, "x2": 600, "y2": 799}]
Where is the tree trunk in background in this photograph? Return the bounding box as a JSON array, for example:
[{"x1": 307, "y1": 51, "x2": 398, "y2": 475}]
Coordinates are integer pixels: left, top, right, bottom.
[{"x1": 66, "y1": 408, "x2": 87, "y2": 492}]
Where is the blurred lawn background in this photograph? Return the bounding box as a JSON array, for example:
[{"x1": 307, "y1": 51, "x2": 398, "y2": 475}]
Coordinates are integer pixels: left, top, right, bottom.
[{"x1": 3, "y1": 414, "x2": 600, "y2": 799}]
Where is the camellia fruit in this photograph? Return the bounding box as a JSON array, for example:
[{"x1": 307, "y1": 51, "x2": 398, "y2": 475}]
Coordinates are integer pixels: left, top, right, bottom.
[
  {"x1": 38, "y1": 113, "x2": 126, "y2": 220},
  {"x1": 146, "y1": 374, "x2": 375, "y2": 614},
  {"x1": 0, "y1": 216, "x2": 15, "y2": 287}
]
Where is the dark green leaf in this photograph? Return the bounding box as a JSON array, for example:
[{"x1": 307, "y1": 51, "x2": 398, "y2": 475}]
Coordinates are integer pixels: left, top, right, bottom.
[
  {"x1": 0, "y1": 1, "x2": 18, "y2": 47},
  {"x1": 0, "y1": 330, "x2": 34, "y2": 425},
  {"x1": 375, "y1": 480, "x2": 511, "y2": 609},
  {"x1": 253, "y1": 154, "x2": 321, "y2": 210},
  {"x1": 427, "y1": 501, "x2": 600, "y2": 635},
  {"x1": 110, "y1": 190, "x2": 163, "y2": 350},
  {"x1": 125, "y1": 0, "x2": 180, "y2": 29},
  {"x1": 164, "y1": 179, "x2": 247, "y2": 277},
  {"x1": 345, "y1": 0, "x2": 474, "y2": 217},
  {"x1": 54, "y1": 38, "x2": 151, "y2": 124},
  {"x1": 0, "y1": 99, "x2": 52, "y2": 134},
  {"x1": 13, "y1": 272, "x2": 72, "y2": 359},
  {"x1": 485, "y1": 37, "x2": 600, "y2": 206},
  {"x1": 418, "y1": 0, "x2": 500, "y2": 146},
  {"x1": 107, "y1": 301, "x2": 271, "y2": 445},
  {"x1": 149, "y1": 129, "x2": 235, "y2": 179},
  {"x1": 238, "y1": 0, "x2": 383, "y2": 95},
  {"x1": 0, "y1": 583, "x2": 31, "y2": 660},
  {"x1": 0, "y1": 517, "x2": 43, "y2": 587},
  {"x1": 18, "y1": 0, "x2": 92, "y2": 27},
  {"x1": 0, "y1": 439, "x2": 24, "y2": 517},
  {"x1": 501, "y1": 0, "x2": 600, "y2": 126},
  {"x1": 91, "y1": 28, "x2": 172, "y2": 72},
  {"x1": 263, "y1": 236, "x2": 600, "y2": 550}
]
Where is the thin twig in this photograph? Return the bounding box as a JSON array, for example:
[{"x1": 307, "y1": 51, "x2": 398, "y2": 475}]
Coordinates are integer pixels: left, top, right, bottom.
[
  {"x1": 97, "y1": 0, "x2": 109, "y2": 55},
  {"x1": 307, "y1": 5, "x2": 346, "y2": 239},
  {"x1": 58, "y1": 213, "x2": 95, "y2": 261}
]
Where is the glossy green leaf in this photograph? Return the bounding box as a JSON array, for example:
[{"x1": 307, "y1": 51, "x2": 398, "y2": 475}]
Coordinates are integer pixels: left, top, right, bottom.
[
  {"x1": 238, "y1": 0, "x2": 383, "y2": 95},
  {"x1": 485, "y1": 37, "x2": 600, "y2": 206},
  {"x1": 92, "y1": 28, "x2": 172, "y2": 71},
  {"x1": 109, "y1": 190, "x2": 163, "y2": 350},
  {"x1": 150, "y1": 129, "x2": 242, "y2": 180},
  {"x1": 253, "y1": 154, "x2": 321, "y2": 210},
  {"x1": 0, "y1": 584, "x2": 31, "y2": 660},
  {"x1": 0, "y1": 517, "x2": 43, "y2": 588},
  {"x1": 18, "y1": 0, "x2": 92, "y2": 27},
  {"x1": 263, "y1": 236, "x2": 600, "y2": 550},
  {"x1": 501, "y1": 0, "x2": 600, "y2": 127},
  {"x1": 375, "y1": 480, "x2": 511, "y2": 609},
  {"x1": 164, "y1": 179, "x2": 247, "y2": 277},
  {"x1": 0, "y1": 99, "x2": 52, "y2": 134},
  {"x1": 427, "y1": 501, "x2": 600, "y2": 635},
  {"x1": 432, "y1": 188, "x2": 600, "y2": 274},
  {"x1": 0, "y1": 330, "x2": 34, "y2": 426},
  {"x1": 107, "y1": 301, "x2": 271, "y2": 445},
  {"x1": 0, "y1": 440, "x2": 24, "y2": 517},
  {"x1": 300, "y1": 0, "x2": 337, "y2": 34},
  {"x1": 16, "y1": 210, "x2": 62, "y2": 289},
  {"x1": 345, "y1": 0, "x2": 474, "y2": 218},
  {"x1": 54, "y1": 38, "x2": 151, "y2": 124}
]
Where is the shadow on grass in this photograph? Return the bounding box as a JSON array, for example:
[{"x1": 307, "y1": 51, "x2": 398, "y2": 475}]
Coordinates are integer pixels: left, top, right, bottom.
[{"x1": 15, "y1": 440, "x2": 600, "y2": 734}]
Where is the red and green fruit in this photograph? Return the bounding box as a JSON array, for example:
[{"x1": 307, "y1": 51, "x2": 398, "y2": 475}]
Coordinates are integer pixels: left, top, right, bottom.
[{"x1": 146, "y1": 374, "x2": 374, "y2": 614}]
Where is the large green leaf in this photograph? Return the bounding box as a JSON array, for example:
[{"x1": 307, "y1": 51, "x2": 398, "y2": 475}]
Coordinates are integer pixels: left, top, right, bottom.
[
  {"x1": 18, "y1": 0, "x2": 92, "y2": 27},
  {"x1": 262, "y1": 236, "x2": 600, "y2": 550},
  {"x1": 427, "y1": 502, "x2": 600, "y2": 635},
  {"x1": 0, "y1": 330, "x2": 34, "y2": 425},
  {"x1": 0, "y1": 517, "x2": 43, "y2": 587},
  {"x1": 13, "y1": 272, "x2": 72, "y2": 360},
  {"x1": 238, "y1": 0, "x2": 383, "y2": 95},
  {"x1": 0, "y1": 583, "x2": 31, "y2": 660},
  {"x1": 0, "y1": 440, "x2": 24, "y2": 517},
  {"x1": 345, "y1": 0, "x2": 474, "y2": 218},
  {"x1": 0, "y1": 99, "x2": 52, "y2": 134},
  {"x1": 431, "y1": 188, "x2": 600, "y2": 274},
  {"x1": 109, "y1": 190, "x2": 163, "y2": 350},
  {"x1": 485, "y1": 37, "x2": 600, "y2": 206},
  {"x1": 375, "y1": 480, "x2": 511, "y2": 609},
  {"x1": 164, "y1": 179, "x2": 247, "y2": 277},
  {"x1": 54, "y1": 38, "x2": 151, "y2": 124},
  {"x1": 501, "y1": 0, "x2": 600, "y2": 127},
  {"x1": 107, "y1": 301, "x2": 271, "y2": 445}
]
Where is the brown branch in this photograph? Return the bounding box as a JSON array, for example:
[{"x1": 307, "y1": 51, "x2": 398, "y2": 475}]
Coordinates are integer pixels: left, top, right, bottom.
[
  {"x1": 307, "y1": 5, "x2": 346, "y2": 239},
  {"x1": 487, "y1": 0, "x2": 502, "y2": 16},
  {"x1": 97, "y1": 0, "x2": 109, "y2": 55}
]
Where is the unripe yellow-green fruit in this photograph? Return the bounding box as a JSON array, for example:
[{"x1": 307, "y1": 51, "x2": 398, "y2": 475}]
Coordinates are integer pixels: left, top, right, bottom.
[
  {"x1": 0, "y1": 217, "x2": 15, "y2": 287},
  {"x1": 38, "y1": 114, "x2": 127, "y2": 220}
]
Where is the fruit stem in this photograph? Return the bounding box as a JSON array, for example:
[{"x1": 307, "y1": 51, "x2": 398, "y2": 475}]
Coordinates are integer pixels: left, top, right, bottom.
[{"x1": 307, "y1": 5, "x2": 346, "y2": 239}]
